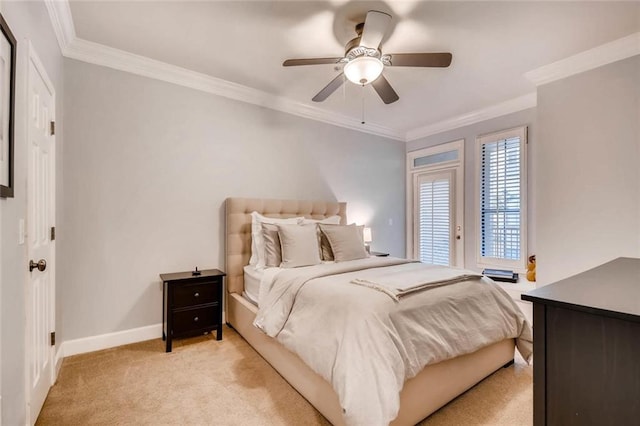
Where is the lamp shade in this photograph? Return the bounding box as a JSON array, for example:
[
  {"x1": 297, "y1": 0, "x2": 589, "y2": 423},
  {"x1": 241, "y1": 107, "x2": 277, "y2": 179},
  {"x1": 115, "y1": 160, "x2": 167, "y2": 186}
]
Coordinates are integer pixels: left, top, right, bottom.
[
  {"x1": 344, "y1": 56, "x2": 383, "y2": 85},
  {"x1": 363, "y1": 227, "x2": 372, "y2": 243}
]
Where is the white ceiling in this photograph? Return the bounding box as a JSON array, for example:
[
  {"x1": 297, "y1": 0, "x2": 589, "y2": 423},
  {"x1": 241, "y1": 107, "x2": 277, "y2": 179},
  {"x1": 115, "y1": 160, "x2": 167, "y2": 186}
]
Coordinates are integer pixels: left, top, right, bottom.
[{"x1": 68, "y1": 1, "x2": 640, "y2": 135}]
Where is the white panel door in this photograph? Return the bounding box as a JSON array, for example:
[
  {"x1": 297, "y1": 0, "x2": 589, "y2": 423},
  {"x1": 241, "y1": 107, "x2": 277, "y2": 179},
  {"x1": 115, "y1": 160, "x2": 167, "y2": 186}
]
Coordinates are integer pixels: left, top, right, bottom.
[{"x1": 26, "y1": 47, "x2": 55, "y2": 424}]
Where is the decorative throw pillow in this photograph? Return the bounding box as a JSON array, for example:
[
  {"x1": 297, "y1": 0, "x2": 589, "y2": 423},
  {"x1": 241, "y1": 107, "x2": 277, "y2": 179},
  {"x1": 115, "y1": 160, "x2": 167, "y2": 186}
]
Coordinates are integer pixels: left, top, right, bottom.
[
  {"x1": 319, "y1": 231, "x2": 334, "y2": 261},
  {"x1": 250, "y1": 212, "x2": 302, "y2": 268},
  {"x1": 261, "y1": 223, "x2": 282, "y2": 268},
  {"x1": 301, "y1": 215, "x2": 342, "y2": 260},
  {"x1": 318, "y1": 224, "x2": 365, "y2": 261},
  {"x1": 278, "y1": 223, "x2": 322, "y2": 268},
  {"x1": 318, "y1": 224, "x2": 367, "y2": 262}
]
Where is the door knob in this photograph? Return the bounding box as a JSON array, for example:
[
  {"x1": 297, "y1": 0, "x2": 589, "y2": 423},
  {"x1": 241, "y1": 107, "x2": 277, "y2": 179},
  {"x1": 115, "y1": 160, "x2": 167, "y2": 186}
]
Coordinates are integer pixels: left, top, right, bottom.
[{"x1": 29, "y1": 259, "x2": 47, "y2": 272}]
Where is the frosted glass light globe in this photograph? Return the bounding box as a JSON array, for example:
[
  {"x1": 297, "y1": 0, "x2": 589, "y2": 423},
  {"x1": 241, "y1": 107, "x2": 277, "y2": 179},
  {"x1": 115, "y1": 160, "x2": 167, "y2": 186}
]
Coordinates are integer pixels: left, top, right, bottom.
[{"x1": 344, "y1": 56, "x2": 384, "y2": 85}]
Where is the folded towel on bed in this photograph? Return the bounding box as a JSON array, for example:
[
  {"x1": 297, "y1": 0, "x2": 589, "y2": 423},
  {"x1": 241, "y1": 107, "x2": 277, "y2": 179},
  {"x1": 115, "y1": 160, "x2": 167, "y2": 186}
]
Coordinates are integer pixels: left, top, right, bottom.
[{"x1": 351, "y1": 267, "x2": 482, "y2": 301}]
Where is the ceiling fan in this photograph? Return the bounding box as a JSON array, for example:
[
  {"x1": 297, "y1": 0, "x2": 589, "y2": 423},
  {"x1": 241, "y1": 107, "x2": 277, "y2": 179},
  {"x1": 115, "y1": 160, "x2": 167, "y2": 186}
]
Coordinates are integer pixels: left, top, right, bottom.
[{"x1": 283, "y1": 10, "x2": 452, "y2": 105}]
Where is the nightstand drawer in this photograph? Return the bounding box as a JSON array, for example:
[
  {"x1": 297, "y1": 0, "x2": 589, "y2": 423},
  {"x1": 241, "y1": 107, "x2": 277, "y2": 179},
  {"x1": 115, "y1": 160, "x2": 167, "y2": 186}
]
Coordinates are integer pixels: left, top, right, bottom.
[
  {"x1": 173, "y1": 281, "x2": 219, "y2": 308},
  {"x1": 172, "y1": 304, "x2": 219, "y2": 334}
]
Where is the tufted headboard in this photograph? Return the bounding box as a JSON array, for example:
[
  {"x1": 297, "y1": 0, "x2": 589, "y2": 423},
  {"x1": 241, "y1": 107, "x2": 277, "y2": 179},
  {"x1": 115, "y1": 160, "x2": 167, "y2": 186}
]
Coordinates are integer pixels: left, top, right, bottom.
[{"x1": 225, "y1": 197, "x2": 347, "y2": 295}]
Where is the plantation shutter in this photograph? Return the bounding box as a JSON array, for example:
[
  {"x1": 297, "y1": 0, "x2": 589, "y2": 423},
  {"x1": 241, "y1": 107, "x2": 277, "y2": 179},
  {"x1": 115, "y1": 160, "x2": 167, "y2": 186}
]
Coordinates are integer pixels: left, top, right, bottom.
[
  {"x1": 480, "y1": 136, "x2": 521, "y2": 261},
  {"x1": 418, "y1": 174, "x2": 451, "y2": 266}
]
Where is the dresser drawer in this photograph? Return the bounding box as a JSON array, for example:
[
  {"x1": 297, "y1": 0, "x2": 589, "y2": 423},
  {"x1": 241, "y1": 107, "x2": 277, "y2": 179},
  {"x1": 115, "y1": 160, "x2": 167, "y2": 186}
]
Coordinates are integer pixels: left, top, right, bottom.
[
  {"x1": 172, "y1": 304, "x2": 220, "y2": 334},
  {"x1": 173, "y1": 281, "x2": 219, "y2": 308}
]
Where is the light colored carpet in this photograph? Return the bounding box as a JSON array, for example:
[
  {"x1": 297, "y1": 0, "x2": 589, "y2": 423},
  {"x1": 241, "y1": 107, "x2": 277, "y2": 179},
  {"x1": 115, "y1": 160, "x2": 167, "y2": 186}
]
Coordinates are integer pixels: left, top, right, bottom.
[{"x1": 37, "y1": 326, "x2": 532, "y2": 425}]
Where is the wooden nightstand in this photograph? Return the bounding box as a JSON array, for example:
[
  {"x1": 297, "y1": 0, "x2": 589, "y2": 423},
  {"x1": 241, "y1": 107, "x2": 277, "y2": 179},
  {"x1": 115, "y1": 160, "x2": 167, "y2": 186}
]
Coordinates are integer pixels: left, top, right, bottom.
[
  {"x1": 161, "y1": 268, "x2": 225, "y2": 352},
  {"x1": 370, "y1": 251, "x2": 389, "y2": 257}
]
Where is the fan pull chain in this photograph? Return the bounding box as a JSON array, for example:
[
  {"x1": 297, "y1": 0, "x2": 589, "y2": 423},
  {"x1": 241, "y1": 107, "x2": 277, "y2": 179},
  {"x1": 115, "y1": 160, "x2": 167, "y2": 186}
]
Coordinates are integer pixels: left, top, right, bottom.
[{"x1": 361, "y1": 84, "x2": 366, "y2": 125}]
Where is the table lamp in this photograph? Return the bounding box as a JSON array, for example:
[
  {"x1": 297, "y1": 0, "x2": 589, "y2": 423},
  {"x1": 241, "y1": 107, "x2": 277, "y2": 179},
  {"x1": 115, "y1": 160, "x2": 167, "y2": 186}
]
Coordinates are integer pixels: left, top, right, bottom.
[{"x1": 363, "y1": 227, "x2": 372, "y2": 253}]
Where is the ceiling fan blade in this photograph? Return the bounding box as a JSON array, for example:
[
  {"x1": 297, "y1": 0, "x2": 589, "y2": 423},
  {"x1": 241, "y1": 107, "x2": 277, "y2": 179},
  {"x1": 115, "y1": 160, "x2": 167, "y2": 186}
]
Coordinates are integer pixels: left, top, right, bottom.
[
  {"x1": 386, "y1": 53, "x2": 452, "y2": 67},
  {"x1": 359, "y1": 10, "x2": 392, "y2": 49},
  {"x1": 283, "y1": 58, "x2": 343, "y2": 67},
  {"x1": 312, "y1": 73, "x2": 345, "y2": 102},
  {"x1": 371, "y1": 74, "x2": 399, "y2": 104}
]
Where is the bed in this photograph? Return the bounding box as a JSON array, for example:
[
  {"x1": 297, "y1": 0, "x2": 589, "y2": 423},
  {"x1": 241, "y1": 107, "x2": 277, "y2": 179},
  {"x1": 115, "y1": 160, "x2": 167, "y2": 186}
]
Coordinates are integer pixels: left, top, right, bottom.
[{"x1": 225, "y1": 197, "x2": 530, "y2": 426}]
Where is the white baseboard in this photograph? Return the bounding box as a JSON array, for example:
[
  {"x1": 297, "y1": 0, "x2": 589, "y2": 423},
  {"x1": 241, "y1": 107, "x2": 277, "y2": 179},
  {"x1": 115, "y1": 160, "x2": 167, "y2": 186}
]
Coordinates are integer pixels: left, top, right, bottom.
[
  {"x1": 62, "y1": 323, "x2": 162, "y2": 358},
  {"x1": 54, "y1": 345, "x2": 64, "y2": 378}
]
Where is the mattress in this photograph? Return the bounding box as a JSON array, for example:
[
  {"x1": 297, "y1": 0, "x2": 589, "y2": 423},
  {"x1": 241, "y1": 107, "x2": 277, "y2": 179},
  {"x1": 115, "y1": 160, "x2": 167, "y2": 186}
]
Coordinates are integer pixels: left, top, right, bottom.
[{"x1": 242, "y1": 265, "x2": 263, "y2": 305}]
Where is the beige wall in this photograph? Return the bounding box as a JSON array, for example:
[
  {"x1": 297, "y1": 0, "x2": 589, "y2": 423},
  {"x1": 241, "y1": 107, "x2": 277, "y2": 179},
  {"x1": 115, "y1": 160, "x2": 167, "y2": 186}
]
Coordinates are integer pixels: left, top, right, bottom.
[
  {"x1": 61, "y1": 58, "x2": 405, "y2": 342},
  {"x1": 536, "y1": 56, "x2": 640, "y2": 285}
]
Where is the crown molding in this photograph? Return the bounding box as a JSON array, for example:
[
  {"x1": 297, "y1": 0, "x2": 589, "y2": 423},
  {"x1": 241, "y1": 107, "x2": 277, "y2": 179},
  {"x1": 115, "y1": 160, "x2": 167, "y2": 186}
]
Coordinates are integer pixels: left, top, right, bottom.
[
  {"x1": 47, "y1": 1, "x2": 634, "y2": 143},
  {"x1": 405, "y1": 93, "x2": 537, "y2": 141},
  {"x1": 44, "y1": 0, "x2": 76, "y2": 53},
  {"x1": 44, "y1": 1, "x2": 404, "y2": 141},
  {"x1": 68, "y1": 39, "x2": 405, "y2": 140},
  {"x1": 525, "y1": 32, "x2": 640, "y2": 86}
]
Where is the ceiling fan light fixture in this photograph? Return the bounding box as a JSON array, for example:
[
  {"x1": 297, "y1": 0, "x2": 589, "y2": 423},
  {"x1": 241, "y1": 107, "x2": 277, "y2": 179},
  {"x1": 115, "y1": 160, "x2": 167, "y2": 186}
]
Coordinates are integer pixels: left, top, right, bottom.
[{"x1": 344, "y1": 56, "x2": 383, "y2": 85}]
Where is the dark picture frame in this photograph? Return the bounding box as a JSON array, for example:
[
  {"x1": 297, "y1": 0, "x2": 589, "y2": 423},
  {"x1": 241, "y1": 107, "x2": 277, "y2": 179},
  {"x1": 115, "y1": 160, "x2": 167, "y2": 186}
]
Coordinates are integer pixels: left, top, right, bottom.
[{"x1": 0, "y1": 13, "x2": 15, "y2": 198}]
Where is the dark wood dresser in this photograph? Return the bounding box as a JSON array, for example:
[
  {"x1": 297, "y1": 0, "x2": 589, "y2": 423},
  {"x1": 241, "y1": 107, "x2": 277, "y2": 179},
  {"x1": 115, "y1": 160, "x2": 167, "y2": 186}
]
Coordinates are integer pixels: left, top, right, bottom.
[
  {"x1": 161, "y1": 268, "x2": 225, "y2": 352},
  {"x1": 522, "y1": 257, "x2": 640, "y2": 425}
]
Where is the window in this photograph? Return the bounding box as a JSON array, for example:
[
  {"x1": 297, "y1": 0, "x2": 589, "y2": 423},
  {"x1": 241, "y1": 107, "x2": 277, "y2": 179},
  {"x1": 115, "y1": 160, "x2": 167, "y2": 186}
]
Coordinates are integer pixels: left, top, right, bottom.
[
  {"x1": 476, "y1": 126, "x2": 527, "y2": 270},
  {"x1": 407, "y1": 140, "x2": 464, "y2": 267}
]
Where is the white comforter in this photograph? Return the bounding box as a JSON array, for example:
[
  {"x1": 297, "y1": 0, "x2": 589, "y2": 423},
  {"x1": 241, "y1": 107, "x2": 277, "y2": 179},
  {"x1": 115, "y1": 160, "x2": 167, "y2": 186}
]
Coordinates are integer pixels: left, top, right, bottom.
[{"x1": 254, "y1": 257, "x2": 533, "y2": 426}]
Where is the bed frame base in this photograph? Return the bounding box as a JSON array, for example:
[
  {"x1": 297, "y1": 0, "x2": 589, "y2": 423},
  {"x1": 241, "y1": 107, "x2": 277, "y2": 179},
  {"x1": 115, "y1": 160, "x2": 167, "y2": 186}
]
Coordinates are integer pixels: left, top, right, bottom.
[
  {"x1": 227, "y1": 293, "x2": 515, "y2": 426},
  {"x1": 502, "y1": 359, "x2": 515, "y2": 368}
]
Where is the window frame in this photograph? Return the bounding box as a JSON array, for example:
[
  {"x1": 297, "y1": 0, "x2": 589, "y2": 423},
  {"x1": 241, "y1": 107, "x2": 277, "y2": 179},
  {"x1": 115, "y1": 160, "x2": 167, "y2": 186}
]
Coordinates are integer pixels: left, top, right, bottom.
[{"x1": 475, "y1": 126, "x2": 528, "y2": 271}]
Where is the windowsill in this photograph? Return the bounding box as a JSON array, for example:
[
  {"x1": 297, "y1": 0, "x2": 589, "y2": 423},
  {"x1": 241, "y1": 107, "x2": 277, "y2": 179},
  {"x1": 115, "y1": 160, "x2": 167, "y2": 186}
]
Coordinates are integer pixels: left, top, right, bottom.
[{"x1": 477, "y1": 262, "x2": 527, "y2": 276}]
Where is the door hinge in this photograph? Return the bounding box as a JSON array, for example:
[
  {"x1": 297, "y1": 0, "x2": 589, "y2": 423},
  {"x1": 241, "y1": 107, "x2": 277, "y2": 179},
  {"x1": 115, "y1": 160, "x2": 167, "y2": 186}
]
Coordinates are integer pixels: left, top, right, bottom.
[
  {"x1": 50, "y1": 226, "x2": 55, "y2": 241},
  {"x1": 50, "y1": 332, "x2": 55, "y2": 346},
  {"x1": 50, "y1": 121, "x2": 55, "y2": 136}
]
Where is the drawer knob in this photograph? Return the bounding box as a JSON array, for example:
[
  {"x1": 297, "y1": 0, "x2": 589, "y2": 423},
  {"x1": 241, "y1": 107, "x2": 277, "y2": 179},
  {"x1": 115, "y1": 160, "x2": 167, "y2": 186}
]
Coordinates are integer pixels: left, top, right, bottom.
[
  {"x1": 194, "y1": 292, "x2": 200, "y2": 298},
  {"x1": 194, "y1": 316, "x2": 199, "y2": 322}
]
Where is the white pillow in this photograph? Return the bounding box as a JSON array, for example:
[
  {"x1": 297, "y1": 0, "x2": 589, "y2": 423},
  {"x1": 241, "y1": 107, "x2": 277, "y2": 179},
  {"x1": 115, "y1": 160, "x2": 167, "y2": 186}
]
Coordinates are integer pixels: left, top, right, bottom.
[
  {"x1": 250, "y1": 212, "x2": 302, "y2": 268},
  {"x1": 300, "y1": 215, "x2": 342, "y2": 225},
  {"x1": 278, "y1": 223, "x2": 322, "y2": 268}
]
